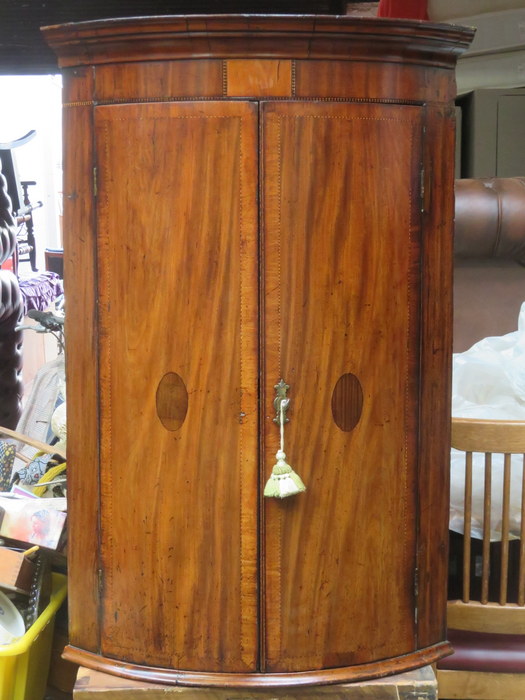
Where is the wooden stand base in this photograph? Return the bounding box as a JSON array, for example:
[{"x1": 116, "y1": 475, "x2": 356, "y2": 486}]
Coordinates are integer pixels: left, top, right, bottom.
[
  {"x1": 437, "y1": 668, "x2": 525, "y2": 700},
  {"x1": 74, "y1": 665, "x2": 437, "y2": 699}
]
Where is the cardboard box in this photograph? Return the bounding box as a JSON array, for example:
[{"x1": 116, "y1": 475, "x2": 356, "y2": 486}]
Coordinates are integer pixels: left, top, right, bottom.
[{"x1": 0, "y1": 547, "x2": 36, "y2": 594}]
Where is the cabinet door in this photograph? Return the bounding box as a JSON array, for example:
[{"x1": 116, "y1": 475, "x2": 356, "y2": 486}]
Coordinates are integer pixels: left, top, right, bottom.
[
  {"x1": 261, "y1": 101, "x2": 423, "y2": 671},
  {"x1": 94, "y1": 101, "x2": 259, "y2": 672}
]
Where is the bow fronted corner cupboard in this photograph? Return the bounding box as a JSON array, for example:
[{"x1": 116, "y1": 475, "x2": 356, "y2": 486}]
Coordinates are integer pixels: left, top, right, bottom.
[{"x1": 43, "y1": 15, "x2": 474, "y2": 689}]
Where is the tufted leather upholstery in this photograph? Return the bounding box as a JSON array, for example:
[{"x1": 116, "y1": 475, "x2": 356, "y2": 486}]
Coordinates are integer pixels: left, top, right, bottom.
[
  {"x1": 455, "y1": 178, "x2": 525, "y2": 262},
  {"x1": 0, "y1": 167, "x2": 16, "y2": 265},
  {"x1": 453, "y1": 178, "x2": 525, "y2": 352},
  {"x1": 0, "y1": 166, "x2": 23, "y2": 429}
]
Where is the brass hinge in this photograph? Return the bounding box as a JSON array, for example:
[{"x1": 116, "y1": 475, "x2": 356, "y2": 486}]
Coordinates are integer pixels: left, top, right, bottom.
[
  {"x1": 414, "y1": 567, "x2": 419, "y2": 625},
  {"x1": 97, "y1": 568, "x2": 104, "y2": 597},
  {"x1": 420, "y1": 168, "x2": 425, "y2": 212},
  {"x1": 93, "y1": 166, "x2": 98, "y2": 197}
]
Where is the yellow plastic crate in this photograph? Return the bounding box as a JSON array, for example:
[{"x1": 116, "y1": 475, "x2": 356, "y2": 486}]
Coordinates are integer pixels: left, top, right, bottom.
[{"x1": 0, "y1": 573, "x2": 67, "y2": 700}]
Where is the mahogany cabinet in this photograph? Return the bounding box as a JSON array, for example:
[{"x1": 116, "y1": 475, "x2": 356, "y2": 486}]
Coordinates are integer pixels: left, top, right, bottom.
[{"x1": 44, "y1": 15, "x2": 473, "y2": 688}]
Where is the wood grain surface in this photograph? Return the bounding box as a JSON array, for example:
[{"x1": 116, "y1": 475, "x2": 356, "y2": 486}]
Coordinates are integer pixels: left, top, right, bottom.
[
  {"x1": 331, "y1": 373, "x2": 364, "y2": 433},
  {"x1": 437, "y1": 668, "x2": 525, "y2": 700},
  {"x1": 94, "y1": 100, "x2": 259, "y2": 671},
  {"x1": 155, "y1": 372, "x2": 188, "y2": 431},
  {"x1": 452, "y1": 418, "x2": 525, "y2": 453},
  {"x1": 261, "y1": 100, "x2": 422, "y2": 672},
  {"x1": 67, "y1": 643, "x2": 447, "y2": 689},
  {"x1": 415, "y1": 104, "x2": 456, "y2": 649},
  {"x1": 62, "y1": 67, "x2": 100, "y2": 653},
  {"x1": 42, "y1": 15, "x2": 474, "y2": 69},
  {"x1": 293, "y1": 60, "x2": 456, "y2": 103},
  {"x1": 225, "y1": 59, "x2": 292, "y2": 97},
  {"x1": 94, "y1": 60, "x2": 224, "y2": 102},
  {"x1": 447, "y1": 600, "x2": 525, "y2": 634}
]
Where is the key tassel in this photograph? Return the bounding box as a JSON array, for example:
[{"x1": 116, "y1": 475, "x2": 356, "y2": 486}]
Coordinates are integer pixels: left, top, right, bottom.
[
  {"x1": 264, "y1": 449, "x2": 306, "y2": 498},
  {"x1": 264, "y1": 398, "x2": 306, "y2": 499}
]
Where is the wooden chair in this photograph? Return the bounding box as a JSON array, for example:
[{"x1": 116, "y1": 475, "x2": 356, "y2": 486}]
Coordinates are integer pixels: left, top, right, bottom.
[
  {"x1": 0, "y1": 130, "x2": 42, "y2": 273},
  {"x1": 437, "y1": 417, "x2": 525, "y2": 700}
]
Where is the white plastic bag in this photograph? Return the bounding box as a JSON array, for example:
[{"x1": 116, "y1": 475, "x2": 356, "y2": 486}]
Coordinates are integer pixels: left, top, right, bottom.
[{"x1": 450, "y1": 302, "x2": 525, "y2": 540}]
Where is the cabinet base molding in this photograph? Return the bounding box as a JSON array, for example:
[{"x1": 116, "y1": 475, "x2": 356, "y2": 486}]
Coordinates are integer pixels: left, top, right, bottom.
[{"x1": 66, "y1": 642, "x2": 449, "y2": 690}]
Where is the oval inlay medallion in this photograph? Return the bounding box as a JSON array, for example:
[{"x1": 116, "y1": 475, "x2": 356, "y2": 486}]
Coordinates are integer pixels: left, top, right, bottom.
[
  {"x1": 331, "y1": 373, "x2": 364, "y2": 432},
  {"x1": 156, "y1": 372, "x2": 188, "y2": 431}
]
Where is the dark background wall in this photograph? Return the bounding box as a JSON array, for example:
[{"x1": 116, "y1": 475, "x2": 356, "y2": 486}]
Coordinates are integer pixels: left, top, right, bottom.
[{"x1": 0, "y1": 0, "x2": 350, "y2": 74}]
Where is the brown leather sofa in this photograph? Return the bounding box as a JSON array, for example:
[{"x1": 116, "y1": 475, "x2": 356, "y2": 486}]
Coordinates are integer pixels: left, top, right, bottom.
[
  {"x1": 0, "y1": 165, "x2": 23, "y2": 429},
  {"x1": 453, "y1": 177, "x2": 525, "y2": 353}
]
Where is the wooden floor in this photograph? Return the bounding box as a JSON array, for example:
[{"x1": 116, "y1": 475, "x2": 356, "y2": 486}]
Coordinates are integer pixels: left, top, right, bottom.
[
  {"x1": 43, "y1": 689, "x2": 469, "y2": 700},
  {"x1": 45, "y1": 671, "x2": 479, "y2": 700},
  {"x1": 69, "y1": 666, "x2": 438, "y2": 699}
]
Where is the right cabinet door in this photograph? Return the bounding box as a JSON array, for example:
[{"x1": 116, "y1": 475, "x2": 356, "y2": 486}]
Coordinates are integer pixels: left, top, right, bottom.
[{"x1": 261, "y1": 101, "x2": 424, "y2": 672}]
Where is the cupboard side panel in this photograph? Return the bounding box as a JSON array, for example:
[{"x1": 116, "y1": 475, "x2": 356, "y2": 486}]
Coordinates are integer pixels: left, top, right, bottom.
[
  {"x1": 417, "y1": 104, "x2": 456, "y2": 648},
  {"x1": 94, "y1": 101, "x2": 259, "y2": 672},
  {"x1": 262, "y1": 101, "x2": 423, "y2": 672},
  {"x1": 62, "y1": 68, "x2": 101, "y2": 652}
]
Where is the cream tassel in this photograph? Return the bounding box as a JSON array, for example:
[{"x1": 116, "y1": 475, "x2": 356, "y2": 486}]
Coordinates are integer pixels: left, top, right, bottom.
[{"x1": 264, "y1": 399, "x2": 306, "y2": 499}]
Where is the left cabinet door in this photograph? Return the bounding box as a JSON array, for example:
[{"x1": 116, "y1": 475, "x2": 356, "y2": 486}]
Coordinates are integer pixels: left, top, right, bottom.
[{"x1": 93, "y1": 101, "x2": 259, "y2": 672}]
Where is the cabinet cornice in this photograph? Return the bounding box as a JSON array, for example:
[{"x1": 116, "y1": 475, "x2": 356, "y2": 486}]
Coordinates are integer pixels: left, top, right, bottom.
[{"x1": 43, "y1": 14, "x2": 474, "y2": 69}]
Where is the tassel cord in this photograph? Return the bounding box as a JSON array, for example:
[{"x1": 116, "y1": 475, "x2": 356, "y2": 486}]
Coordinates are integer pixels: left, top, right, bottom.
[
  {"x1": 279, "y1": 399, "x2": 288, "y2": 453},
  {"x1": 263, "y1": 395, "x2": 306, "y2": 498}
]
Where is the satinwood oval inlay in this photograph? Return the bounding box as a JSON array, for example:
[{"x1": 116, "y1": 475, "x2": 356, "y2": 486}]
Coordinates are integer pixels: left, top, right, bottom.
[
  {"x1": 156, "y1": 372, "x2": 188, "y2": 431},
  {"x1": 331, "y1": 373, "x2": 364, "y2": 432}
]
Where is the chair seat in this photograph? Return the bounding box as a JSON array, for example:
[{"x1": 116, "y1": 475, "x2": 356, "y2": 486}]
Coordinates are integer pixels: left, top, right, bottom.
[{"x1": 438, "y1": 628, "x2": 525, "y2": 673}]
